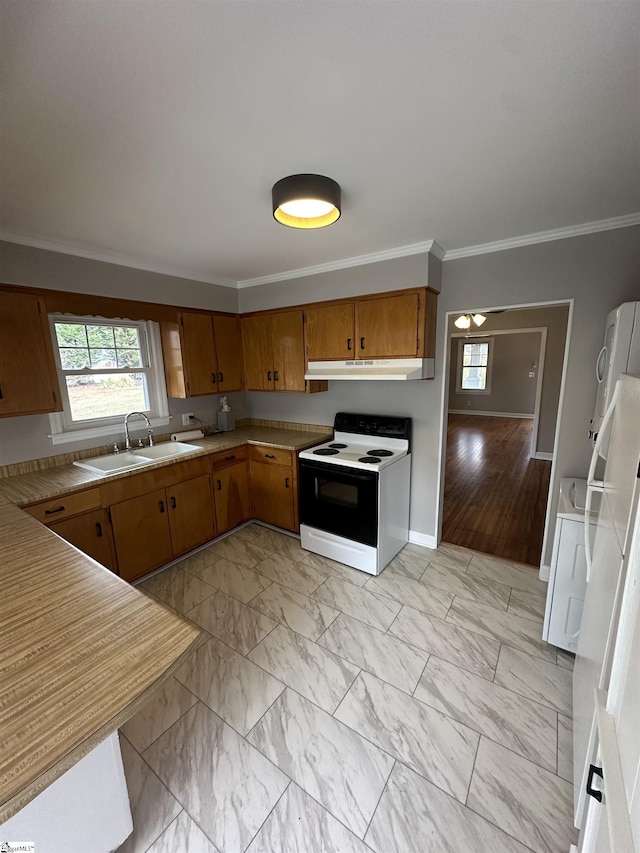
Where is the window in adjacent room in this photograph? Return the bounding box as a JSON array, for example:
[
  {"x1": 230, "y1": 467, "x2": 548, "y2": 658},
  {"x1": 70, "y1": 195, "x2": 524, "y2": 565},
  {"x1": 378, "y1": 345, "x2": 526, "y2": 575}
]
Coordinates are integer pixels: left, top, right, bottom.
[
  {"x1": 456, "y1": 338, "x2": 494, "y2": 394},
  {"x1": 48, "y1": 314, "x2": 169, "y2": 444}
]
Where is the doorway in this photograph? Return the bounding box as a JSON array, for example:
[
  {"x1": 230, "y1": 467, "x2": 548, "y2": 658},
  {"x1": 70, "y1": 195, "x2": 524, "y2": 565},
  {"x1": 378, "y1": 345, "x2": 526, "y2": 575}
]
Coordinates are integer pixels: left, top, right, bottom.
[{"x1": 438, "y1": 303, "x2": 570, "y2": 567}]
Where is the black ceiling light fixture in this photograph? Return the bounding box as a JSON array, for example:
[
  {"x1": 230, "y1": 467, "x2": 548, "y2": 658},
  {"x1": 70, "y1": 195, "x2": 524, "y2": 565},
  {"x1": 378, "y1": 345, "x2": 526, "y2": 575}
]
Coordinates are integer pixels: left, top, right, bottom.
[{"x1": 272, "y1": 174, "x2": 341, "y2": 229}]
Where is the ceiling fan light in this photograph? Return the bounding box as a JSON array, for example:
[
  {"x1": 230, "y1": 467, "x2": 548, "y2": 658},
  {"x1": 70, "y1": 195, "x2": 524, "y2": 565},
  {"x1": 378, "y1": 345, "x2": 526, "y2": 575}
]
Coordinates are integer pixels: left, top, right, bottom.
[
  {"x1": 454, "y1": 314, "x2": 471, "y2": 329},
  {"x1": 472, "y1": 313, "x2": 487, "y2": 327},
  {"x1": 272, "y1": 174, "x2": 341, "y2": 229}
]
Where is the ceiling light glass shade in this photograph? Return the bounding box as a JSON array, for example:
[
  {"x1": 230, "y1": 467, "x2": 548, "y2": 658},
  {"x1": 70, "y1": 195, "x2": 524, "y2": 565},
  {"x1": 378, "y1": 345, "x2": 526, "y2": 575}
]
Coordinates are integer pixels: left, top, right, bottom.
[
  {"x1": 272, "y1": 174, "x2": 341, "y2": 229},
  {"x1": 454, "y1": 314, "x2": 471, "y2": 329},
  {"x1": 472, "y1": 313, "x2": 487, "y2": 326}
]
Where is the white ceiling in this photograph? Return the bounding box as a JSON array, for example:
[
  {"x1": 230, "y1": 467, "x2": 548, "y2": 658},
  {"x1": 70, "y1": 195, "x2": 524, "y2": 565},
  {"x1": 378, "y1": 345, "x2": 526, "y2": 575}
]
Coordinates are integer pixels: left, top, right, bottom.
[{"x1": 1, "y1": 1, "x2": 638, "y2": 286}]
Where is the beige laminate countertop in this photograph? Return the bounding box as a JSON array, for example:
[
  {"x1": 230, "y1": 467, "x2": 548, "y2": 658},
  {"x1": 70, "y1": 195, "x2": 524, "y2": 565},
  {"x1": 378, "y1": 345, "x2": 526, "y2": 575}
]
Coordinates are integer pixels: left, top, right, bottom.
[{"x1": 0, "y1": 426, "x2": 328, "y2": 824}]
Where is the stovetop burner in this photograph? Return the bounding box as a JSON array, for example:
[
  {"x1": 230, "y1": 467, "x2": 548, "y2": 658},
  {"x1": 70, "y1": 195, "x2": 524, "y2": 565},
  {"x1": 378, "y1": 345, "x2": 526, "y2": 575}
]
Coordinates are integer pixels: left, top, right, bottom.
[
  {"x1": 358, "y1": 456, "x2": 381, "y2": 464},
  {"x1": 367, "y1": 449, "x2": 393, "y2": 457},
  {"x1": 314, "y1": 448, "x2": 340, "y2": 456},
  {"x1": 329, "y1": 443, "x2": 348, "y2": 449}
]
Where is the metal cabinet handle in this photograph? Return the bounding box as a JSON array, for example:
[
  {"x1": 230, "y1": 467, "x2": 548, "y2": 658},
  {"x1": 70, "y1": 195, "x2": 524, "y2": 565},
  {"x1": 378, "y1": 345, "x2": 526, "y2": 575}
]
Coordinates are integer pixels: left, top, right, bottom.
[
  {"x1": 217, "y1": 479, "x2": 222, "y2": 490},
  {"x1": 360, "y1": 336, "x2": 365, "y2": 350},
  {"x1": 265, "y1": 453, "x2": 276, "y2": 459},
  {"x1": 285, "y1": 477, "x2": 290, "y2": 488},
  {"x1": 219, "y1": 371, "x2": 224, "y2": 383},
  {"x1": 44, "y1": 505, "x2": 66, "y2": 515},
  {"x1": 159, "y1": 500, "x2": 165, "y2": 513},
  {"x1": 170, "y1": 496, "x2": 177, "y2": 509},
  {"x1": 274, "y1": 370, "x2": 279, "y2": 381},
  {"x1": 347, "y1": 338, "x2": 352, "y2": 351},
  {"x1": 224, "y1": 454, "x2": 236, "y2": 461},
  {"x1": 0, "y1": 384, "x2": 3, "y2": 400},
  {"x1": 267, "y1": 370, "x2": 272, "y2": 381},
  {"x1": 211, "y1": 372, "x2": 216, "y2": 384},
  {"x1": 96, "y1": 522, "x2": 103, "y2": 538},
  {"x1": 586, "y1": 764, "x2": 603, "y2": 802}
]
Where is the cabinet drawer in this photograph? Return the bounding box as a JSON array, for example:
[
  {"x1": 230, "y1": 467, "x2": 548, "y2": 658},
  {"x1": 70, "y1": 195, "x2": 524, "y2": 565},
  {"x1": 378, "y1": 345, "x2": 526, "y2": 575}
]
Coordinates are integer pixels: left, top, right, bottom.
[
  {"x1": 25, "y1": 488, "x2": 102, "y2": 524},
  {"x1": 210, "y1": 445, "x2": 247, "y2": 470},
  {"x1": 249, "y1": 446, "x2": 293, "y2": 467}
]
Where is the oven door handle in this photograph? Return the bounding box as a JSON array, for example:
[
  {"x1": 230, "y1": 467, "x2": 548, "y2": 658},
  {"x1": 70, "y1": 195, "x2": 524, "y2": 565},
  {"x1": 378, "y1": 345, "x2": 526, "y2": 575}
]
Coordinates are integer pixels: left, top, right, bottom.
[{"x1": 299, "y1": 461, "x2": 377, "y2": 482}]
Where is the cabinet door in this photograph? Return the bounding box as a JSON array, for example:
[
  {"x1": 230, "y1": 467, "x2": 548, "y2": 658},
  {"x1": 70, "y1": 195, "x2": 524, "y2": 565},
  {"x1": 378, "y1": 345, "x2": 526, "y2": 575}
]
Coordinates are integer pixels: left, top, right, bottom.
[
  {"x1": 213, "y1": 315, "x2": 243, "y2": 392},
  {"x1": 110, "y1": 488, "x2": 173, "y2": 581},
  {"x1": 0, "y1": 291, "x2": 61, "y2": 417},
  {"x1": 213, "y1": 461, "x2": 251, "y2": 534},
  {"x1": 304, "y1": 304, "x2": 354, "y2": 360},
  {"x1": 241, "y1": 315, "x2": 274, "y2": 390},
  {"x1": 167, "y1": 473, "x2": 216, "y2": 556},
  {"x1": 250, "y1": 461, "x2": 295, "y2": 531},
  {"x1": 180, "y1": 312, "x2": 219, "y2": 396},
  {"x1": 547, "y1": 517, "x2": 592, "y2": 652},
  {"x1": 272, "y1": 311, "x2": 306, "y2": 392},
  {"x1": 355, "y1": 292, "x2": 420, "y2": 357},
  {"x1": 49, "y1": 508, "x2": 118, "y2": 574}
]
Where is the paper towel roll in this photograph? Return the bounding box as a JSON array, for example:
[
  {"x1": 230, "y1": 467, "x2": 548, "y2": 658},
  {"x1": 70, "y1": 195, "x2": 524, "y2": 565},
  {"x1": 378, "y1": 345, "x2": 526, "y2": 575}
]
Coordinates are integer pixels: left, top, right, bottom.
[{"x1": 171, "y1": 429, "x2": 204, "y2": 441}]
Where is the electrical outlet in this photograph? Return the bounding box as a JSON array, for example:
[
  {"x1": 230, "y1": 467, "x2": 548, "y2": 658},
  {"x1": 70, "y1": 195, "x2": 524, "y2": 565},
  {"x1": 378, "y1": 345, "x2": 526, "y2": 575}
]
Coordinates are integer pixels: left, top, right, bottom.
[{"x1": 182, "y1": 412, "x2": 194, "y2": 426}]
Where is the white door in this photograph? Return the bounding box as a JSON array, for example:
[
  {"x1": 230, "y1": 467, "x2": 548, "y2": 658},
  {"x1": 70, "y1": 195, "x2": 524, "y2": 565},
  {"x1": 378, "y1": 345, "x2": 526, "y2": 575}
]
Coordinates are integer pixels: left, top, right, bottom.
[{"x1": 547, "y1": 517, "x2": 593, "y2": 652}]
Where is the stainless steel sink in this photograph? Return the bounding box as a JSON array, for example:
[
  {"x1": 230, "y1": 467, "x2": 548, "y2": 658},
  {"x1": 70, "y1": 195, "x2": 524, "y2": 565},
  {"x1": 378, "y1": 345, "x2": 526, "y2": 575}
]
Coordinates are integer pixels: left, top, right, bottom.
[{"x1": 73, "y1": 442, "x2": 201, "y2": 475}]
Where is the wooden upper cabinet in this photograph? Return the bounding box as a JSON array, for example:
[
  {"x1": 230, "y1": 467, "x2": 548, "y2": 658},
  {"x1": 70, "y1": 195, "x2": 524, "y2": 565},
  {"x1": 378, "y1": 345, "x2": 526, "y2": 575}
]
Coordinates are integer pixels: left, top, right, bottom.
[
  {"x1": 241, "y1": 314, "x2": 274, "y2": 391},
  {"x1": 180, "y1": 312, "x2": 218, "y2": 396},
  {"x1": 355, "y1": 292, "x2": 421, "y2": 358},
  {"x1": 304, "y1": 303, "x2": 355, "y2": 360},
  {"x1": 213, "y1": 315, "x2": 243, "y2": 393},
  {"x1": 0, "y1": 291, "x2": 62, "y2": 418},
  {"x1": 161, "y1": 311, "x2": 243, "y2": 398},
  {"x1": 272, "y1": 311, "x2": 306, "y2": 392}
]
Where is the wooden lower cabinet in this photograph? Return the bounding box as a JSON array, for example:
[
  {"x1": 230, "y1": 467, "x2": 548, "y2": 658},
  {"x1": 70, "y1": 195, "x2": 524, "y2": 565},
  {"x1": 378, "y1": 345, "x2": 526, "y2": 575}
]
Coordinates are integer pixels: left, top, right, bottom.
[
  {"x1": 49, "y1": 508, "x2": 117, "y2": 573},
  {"x1": 213, "y1": 461, "x2": 250, "y2": 534},
  {"x1": 250, "y1": 460, "x2": 295, "y2": 532},
  {"x1": 167, "y1": 474, "x2": 216, "y2": 555},
  {"x1": 110, "y1": 488, "x2": 174, "y2": 582}
]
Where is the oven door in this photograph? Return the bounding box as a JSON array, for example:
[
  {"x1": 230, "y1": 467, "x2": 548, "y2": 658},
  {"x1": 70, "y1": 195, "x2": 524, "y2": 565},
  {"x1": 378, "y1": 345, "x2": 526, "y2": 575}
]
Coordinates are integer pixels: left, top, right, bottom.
[{"x1": 299, "y1": 459, "x2": 378, "y2": 547}]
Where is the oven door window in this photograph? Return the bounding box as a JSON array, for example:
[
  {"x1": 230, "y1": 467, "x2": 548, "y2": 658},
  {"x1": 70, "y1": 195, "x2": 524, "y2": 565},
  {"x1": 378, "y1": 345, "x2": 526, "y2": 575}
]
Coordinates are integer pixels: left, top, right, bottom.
[{"x1": 299, "y1": 461, "x2": 378, "y2": 547}]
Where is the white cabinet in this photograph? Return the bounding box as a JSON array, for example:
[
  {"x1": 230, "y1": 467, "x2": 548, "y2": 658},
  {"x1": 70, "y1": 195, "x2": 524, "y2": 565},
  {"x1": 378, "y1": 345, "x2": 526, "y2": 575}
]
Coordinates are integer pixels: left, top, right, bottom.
[{"x1": 543, "y1": 478, "x2": 597, "y2": 652}]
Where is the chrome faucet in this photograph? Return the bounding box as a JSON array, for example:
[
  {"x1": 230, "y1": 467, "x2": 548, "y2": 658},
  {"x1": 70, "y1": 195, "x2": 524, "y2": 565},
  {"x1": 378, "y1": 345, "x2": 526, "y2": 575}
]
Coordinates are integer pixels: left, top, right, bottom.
[{"x1": 123, "y1": 411, "x2": 155, "y2": 451}]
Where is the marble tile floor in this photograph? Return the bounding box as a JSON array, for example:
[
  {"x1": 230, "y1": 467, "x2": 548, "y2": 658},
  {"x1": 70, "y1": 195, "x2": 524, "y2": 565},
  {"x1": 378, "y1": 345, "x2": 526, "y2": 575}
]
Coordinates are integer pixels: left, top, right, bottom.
[{"x1": 121, "y1": 526, "x2": 577, "y2": 853}]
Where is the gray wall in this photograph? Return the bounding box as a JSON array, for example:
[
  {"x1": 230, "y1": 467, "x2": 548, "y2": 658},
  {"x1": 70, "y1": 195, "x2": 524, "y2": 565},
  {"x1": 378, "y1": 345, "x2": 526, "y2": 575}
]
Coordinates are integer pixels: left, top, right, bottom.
[
  {"x1": 242, "y1": 226, "x2": 640, "y2": 565},
  {"x1": 448, "y1": 332, "x2": 540, "y2": 416},
  {"x1": 0, "y1": 241, "x2": 239, "y2": 312},
  {"x1": 0, "y1": 241, "x2": 244, "y2": 465},
  {"x1": 446, "y1": 304, "x2": 570, "y2": 453}
]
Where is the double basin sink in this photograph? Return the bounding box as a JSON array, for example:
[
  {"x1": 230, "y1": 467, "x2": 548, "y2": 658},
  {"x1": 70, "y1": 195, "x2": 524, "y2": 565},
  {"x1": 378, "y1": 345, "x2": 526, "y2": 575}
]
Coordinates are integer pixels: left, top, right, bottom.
[{"x1": 73, "y1": 442, "x2": 202, "y2": 475}]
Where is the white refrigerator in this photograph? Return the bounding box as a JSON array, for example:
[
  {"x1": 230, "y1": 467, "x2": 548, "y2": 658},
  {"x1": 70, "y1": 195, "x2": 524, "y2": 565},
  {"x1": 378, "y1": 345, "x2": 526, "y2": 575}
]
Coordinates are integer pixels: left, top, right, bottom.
[{"x1": 573, "y1": 374, "x2": 640, "y2": 830}]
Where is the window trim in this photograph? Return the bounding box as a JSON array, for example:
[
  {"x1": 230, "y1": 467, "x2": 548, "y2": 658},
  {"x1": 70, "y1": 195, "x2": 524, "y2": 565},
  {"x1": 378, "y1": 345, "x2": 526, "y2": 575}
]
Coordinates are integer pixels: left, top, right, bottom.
[
  {"x1": 47, "y1": 314, "x2": 170, "y2": 445},
  {"x1": 456, "y1": 337, "x2": 494, "y2": 395}
]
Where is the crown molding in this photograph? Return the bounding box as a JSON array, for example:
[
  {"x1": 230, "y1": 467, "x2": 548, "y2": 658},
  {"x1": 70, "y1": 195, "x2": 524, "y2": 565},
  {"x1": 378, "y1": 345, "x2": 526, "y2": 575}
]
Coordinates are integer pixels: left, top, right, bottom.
[
  {"x1": 0, "y1": 230, "x2": 238, "y2": 289},
  {"x1": 237, "y1": 240, "x2": 445, "y2": 288},
  {"x1": 443, "y1": 213, "x2": 640, "y2": 261}
]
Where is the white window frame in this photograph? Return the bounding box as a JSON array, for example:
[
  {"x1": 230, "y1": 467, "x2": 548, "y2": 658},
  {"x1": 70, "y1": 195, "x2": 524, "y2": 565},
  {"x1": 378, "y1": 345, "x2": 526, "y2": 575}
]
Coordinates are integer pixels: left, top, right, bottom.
[
  {"x1": 48, "y1": 314, "x2": 170, "y2": 445},
  {"x1": 456, "y1": 337, "x2": 494, "y2": 395}
]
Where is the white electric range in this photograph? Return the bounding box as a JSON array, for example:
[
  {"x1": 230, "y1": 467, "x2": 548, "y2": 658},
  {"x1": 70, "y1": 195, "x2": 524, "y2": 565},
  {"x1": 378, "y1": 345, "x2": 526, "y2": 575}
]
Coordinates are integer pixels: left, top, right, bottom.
[{"x1": 298, "y1": 412, "x2": 411, "y2": 575}]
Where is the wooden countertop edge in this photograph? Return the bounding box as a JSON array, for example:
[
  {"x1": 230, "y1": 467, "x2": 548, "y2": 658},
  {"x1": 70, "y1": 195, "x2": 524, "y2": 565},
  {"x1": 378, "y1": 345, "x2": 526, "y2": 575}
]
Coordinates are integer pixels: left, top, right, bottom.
[{"x1": 0, "y1": 626, "x2": 202, "y2": 825}]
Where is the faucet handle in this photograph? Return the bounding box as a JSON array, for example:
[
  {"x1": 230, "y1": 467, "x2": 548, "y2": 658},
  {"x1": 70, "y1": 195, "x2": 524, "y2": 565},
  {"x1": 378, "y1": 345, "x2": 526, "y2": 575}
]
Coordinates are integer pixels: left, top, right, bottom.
[
  {"x1": 147, "y1": 428, "x2": 154, "y2": 447},
  {"x1": 113, "y1": 442, "x2": 120, "y2": 454},
  {"x1": 137, "y1": 437, "x2": 144, "y2": 447}
]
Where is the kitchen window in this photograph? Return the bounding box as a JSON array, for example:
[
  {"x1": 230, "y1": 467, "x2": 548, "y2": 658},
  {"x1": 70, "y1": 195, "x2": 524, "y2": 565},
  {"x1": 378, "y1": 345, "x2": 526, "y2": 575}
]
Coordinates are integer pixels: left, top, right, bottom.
[
  {"x1": 456, "y1": 338, "x2": 494, "y2": 394},
  {"x1": 48, "y1": 314, "x2": 170, "y2": 444}
]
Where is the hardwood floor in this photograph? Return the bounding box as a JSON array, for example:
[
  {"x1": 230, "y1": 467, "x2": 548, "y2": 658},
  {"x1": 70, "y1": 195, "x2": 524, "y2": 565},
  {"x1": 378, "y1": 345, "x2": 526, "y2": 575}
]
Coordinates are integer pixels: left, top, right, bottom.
[{"x1": 442, "y1": 414, "x2": 551, "y2": 567}]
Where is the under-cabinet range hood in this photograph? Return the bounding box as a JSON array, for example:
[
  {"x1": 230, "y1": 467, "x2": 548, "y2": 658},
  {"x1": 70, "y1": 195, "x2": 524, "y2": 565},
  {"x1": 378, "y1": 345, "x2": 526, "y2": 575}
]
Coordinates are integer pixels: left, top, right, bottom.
[{"x1": 304, "y1": 358, "x2": 434, "y2": 381}]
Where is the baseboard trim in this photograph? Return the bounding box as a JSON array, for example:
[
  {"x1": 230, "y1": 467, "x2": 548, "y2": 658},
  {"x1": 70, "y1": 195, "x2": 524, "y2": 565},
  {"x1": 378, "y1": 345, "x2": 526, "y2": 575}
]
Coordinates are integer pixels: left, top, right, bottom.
[
  {"x1": 539, "y1": 564, "x2": 550, "y2": 582},
  {"x1": 448, "y1": 410, "x2": 534, "y2": 419},
  {"x1": 533, "y1": 452, "x2": 554, "y2": 461},
  {"x1": 408, "y1": 530, "x2": 438, "y2": 549}
]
